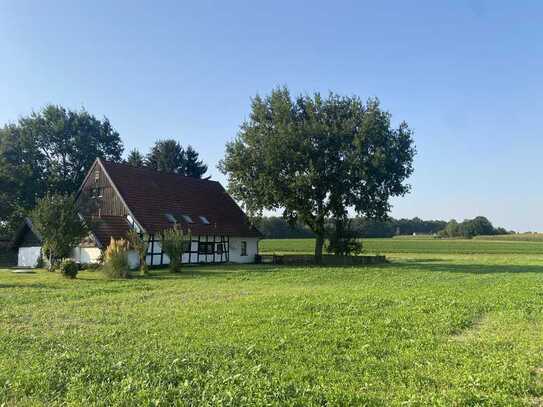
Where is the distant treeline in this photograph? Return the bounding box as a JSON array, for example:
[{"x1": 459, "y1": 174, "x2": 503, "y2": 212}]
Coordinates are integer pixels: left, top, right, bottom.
[{"x1": 257, "y1": 216, "x2": 511, "y2": 239}]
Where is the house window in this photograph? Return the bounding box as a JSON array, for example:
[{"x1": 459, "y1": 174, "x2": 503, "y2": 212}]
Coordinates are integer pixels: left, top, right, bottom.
[
  {"x1": 94, "y1": 170, "x2": 100, "y2": 182},
  {"x1": 241, "y1": 241, "x2": 247, "y2": 256},
  {"x1": 216, "y1": 243, "x2": 224, "y2": 255},
  {"x1": 198, "y1": 242, "x2": 214, "y2": 254},
  {"x1": 181, "y1": 214, "x2": 194, "y2": 224},
  {"x1": 199, "y1": 216, "x2": 210, "y2": 225},
  {"x1": 90, "y1": 187, "x2": 102, "y2": 198}
]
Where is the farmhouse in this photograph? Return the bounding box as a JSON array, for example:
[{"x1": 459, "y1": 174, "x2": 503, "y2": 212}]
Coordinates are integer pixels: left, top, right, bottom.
[{"x1": 13, "y1": 158, "x2": 261, "y2": 268}]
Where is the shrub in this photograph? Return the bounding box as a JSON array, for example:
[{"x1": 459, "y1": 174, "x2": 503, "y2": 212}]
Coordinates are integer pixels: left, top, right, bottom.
[
  {"x1": 126, "y1": 230, "x2": 149, "y2": 275},
  {"x1": 35, "y1": 253, "x2": 44, "y2": 269},
  {"x1": 102, "y1": 238, "x2": 130, "y2": 279},
  {"x1": 59, "y1": 259, "x2": 79, "y2": 279},
  {"x1": 326, "y1": 218, "x2": 362, "y2": 256},
  {"x1": 161, "y1": 227, "x2": 191, "y2": 273}
]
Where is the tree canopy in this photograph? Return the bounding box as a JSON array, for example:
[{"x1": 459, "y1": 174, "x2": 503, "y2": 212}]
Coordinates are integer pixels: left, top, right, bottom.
[
  {"x1": 125, "y1": 149, "x2": 145, "y2": 167},
  {"x1": 0, "y1": 105, "x2": 123, "y2": 237},
  {"x1": 220, "y1": 88, "x2": 416, "y2": 261},
  {"x1": 146, "y1": 139, "x2": 208, "y2": 178}
]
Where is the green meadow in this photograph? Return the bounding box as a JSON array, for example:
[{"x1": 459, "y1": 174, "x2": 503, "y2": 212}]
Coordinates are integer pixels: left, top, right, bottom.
[{"x1": 2, "y1": 238, "x2": 543, "y2": 405}]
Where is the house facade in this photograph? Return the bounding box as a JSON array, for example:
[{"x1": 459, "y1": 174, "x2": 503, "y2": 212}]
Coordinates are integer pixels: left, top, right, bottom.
[{"x1": 14, "y1": 158, "x2": 261, "y2": 268}]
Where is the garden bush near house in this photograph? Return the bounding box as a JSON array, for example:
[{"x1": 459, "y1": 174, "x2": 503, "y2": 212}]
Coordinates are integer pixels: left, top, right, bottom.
[
  {"x1": 102, "y1": 238, "x2": 130, "y2": 279},
  {"x1": 59, "y1": 259, "x2": 78, "y2": 279},
  {"x1": 126, "y1": 229, "x2": 149, "y2": 275},
  {"x1": 161, "y1": 227, "x2": 191, "y2": 273}
]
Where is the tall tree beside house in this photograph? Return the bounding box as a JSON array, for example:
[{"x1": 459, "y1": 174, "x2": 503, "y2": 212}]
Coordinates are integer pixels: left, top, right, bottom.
[
  {"x1": 30, "y1": 194, "x2": 88, "y2": 271},
  {"x1": 182, "y1": 145, "x2": 208, "y2": 178},
  {"x1": 125, "y1": 149, "x2": 145, "y2": 167},
  {"x1": 146, "y1": 139, "x2": 208, "y2": 178},
  {"x1": 0, "y1": 105, "x2": 123, "y2": 237},
  {"x1": 146, "y1": 139, "x2": 185, "y2": 174},
  {"x1": 220, "y1": 88, "x2": 416, "y2": 263}
]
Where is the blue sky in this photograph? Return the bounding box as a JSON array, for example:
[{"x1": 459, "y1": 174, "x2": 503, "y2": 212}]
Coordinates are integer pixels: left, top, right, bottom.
[{"x1": 1, "y1": 1, "x2": 542, "y2": 231}]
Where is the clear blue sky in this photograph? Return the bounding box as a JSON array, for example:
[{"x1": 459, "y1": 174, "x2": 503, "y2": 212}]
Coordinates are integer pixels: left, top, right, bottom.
[{"x1": 1, "y1": 1, "x2": 542, "y2": 231}]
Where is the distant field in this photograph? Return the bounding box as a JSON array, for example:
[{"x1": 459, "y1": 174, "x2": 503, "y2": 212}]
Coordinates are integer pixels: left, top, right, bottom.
[
  {"x1": 474, "y1": 233, "x2": 543, "y2": 242},
  {"x1": 3, "y1": 239, "x2": 543, "y2": 405},
  {"x1": 260, "y1": 237, "x2": 543, "y2": 255}
]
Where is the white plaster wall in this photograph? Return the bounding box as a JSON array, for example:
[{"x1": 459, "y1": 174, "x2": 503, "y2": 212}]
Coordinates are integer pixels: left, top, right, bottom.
[
  {"x1": 71, "y1": 247, "x2": 102, "y2": 264},
  {"x1": 229, "y1": 237, "x2": 259, "y2": 263},
  {"x1": 18, "y1": 247, "x2": 41, "y2": 268},
  {"x1": 127, "y1": 250, "x2": 139, "y2": 269}
]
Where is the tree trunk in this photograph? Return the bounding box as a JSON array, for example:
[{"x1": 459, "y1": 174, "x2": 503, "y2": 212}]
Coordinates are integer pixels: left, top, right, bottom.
[{"x1": 314, "y1": 233, "x2": 324, "y2": 265}]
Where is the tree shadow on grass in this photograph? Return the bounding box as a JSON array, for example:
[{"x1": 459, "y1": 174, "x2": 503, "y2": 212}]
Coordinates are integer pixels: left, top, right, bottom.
[
  {"x1": 0, "y1": 283, "x2": 61, "y2": 289},
  {"x1": 133, "y1": 264, "x2": 281, "y2": 280}
]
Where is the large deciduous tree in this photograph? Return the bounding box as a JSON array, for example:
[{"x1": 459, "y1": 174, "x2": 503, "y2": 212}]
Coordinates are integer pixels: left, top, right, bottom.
[
  {"x1": 0, "y1": 105, "x2": 123, "y2": 237},
  {"x1": 220, "y1": 88, "x2": 416, "y2": 262}
]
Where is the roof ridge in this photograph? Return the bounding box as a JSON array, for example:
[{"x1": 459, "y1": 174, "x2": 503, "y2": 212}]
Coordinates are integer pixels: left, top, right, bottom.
[{"x1": 100, "y1": 159, "x2": 218, "y2": 185}]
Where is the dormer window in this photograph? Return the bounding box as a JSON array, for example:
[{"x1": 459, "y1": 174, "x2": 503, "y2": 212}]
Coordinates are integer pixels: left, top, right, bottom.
[
  {"x1": 181, "y1": 214, "x2": 194, "y2": 224},
  {"x1": 199, "y1": 216, "x2": 210, "y2": 225}
]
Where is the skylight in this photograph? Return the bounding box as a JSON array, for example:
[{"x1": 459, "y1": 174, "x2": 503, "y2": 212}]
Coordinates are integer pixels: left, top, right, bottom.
[
  {"x1": 199, "y1": 216, "x2": 210, "y2": 225},
  {"x1": 181, "y1": 214, "x2": 194, "y2": 224}
]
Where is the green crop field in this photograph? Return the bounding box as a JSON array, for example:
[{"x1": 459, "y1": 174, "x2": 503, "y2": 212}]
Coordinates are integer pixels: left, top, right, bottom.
[
  {"x1": 2, "y1": 239, "x2": 543, "y2": 405},
  {"x1": 261, "y1": 237, "x2": 543, "y2": 255}
]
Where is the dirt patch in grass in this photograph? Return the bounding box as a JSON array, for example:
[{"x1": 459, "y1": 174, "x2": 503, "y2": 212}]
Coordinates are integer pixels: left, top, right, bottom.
[{"x1": 451, "y1": 314, "x2": 489, "y2": 341}]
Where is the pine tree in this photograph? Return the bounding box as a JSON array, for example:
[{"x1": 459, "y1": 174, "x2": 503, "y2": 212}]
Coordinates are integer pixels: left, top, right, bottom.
[
  {"x1": 125, "y1": 149, "x2": 145, "y2": 167},
  {"x1": 146, "y1": 140, "x2": 185, "y2": 174},
  {"x1": 183, "y1": 145, "x2": 208, "y2": 178}
]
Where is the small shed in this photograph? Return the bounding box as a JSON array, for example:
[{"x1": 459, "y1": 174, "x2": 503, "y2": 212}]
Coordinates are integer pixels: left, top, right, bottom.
[{"x1": 12, "y1": 218, "x2": 43, "y2": 268}]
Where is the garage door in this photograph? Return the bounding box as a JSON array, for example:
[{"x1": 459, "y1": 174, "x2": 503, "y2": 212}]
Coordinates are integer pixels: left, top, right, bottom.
[{"x1": 18, "y1": 247, "x2": 41, "y2": 268}]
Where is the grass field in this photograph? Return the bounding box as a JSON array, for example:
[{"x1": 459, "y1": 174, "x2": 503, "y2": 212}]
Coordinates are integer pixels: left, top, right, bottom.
[
  {"x1": 2, "y1": 239, "x2": 543, "y2": 405},
  {"x1": 261, "y1": 237, "x2": 543, "y2": 255},
  {"x1": 474, "y1": 233, "x2": 543, "y2": 242}
]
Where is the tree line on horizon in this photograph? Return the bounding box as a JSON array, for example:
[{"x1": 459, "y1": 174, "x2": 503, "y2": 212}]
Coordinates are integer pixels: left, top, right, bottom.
[
  {"x1": 257, "y1": 216, "x2": 512, "y2": 239},
  {"x1": 0, "y1": 105, "x2": 208, "y2": 239}
]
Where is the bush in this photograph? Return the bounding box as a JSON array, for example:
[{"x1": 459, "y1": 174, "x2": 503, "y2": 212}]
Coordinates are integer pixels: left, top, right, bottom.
[
  {"x1": 59, "y1": 259, "x2": 79, "y2": 279},
  {"x1": 161, "y1": 227, "x2": 191, "y2": 273},
  {"x1": 326, "y1": 219, "x2": 362, "y2": 256},
  {"x1": 102, "y1": 238, "x2": 130, "y2": 279}
]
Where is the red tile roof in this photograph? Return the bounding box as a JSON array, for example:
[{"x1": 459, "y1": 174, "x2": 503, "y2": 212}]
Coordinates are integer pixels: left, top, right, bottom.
[
  {"x1": 87, "y1": 215, "x2": 132, "y2": 248},
  {"x1": 100, "y1": 160, "x2": 261, "y2": 238}
]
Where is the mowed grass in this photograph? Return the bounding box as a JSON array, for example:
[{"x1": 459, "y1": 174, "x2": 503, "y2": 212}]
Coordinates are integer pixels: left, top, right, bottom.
[
  {"x1": 1, "y1": 241, "x2": 543, "y2": 405},
  {"x1": 261, "y1": 237, "x2": 543, "y2": 255}
]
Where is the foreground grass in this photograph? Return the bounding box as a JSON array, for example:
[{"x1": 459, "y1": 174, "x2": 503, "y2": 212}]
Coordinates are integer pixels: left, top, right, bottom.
[{"x1": 2, "y1": 249, "x2": 543, "y2": 405}]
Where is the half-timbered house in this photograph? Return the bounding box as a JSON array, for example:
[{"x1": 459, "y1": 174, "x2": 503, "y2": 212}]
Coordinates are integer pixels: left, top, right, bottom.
[{"x1": 13, "y1": 158, "x2": 261, "y2": 268}]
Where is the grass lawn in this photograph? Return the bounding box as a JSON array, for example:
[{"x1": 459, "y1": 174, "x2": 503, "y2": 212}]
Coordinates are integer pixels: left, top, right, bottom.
[{"x1": 2, "y1": 240, "x2": 543, "y2": 405}]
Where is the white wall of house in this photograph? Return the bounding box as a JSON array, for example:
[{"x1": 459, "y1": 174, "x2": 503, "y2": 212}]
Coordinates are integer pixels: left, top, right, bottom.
[
  {"x1": 17, "y1": 247, "x2": 41, "y2": 268},
  {"x1": 71, "y1": 247, "x2": 102, "y2": 264},
  {"x1": 229, "y1": 237, "x2": 259, "y2": 263}
]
